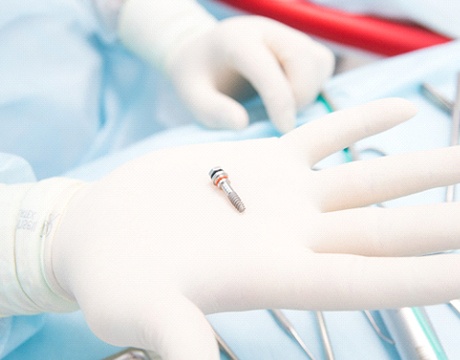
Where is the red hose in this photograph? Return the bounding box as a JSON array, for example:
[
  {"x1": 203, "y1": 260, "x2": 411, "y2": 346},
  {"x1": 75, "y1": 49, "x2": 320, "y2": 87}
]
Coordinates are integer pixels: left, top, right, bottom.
[{"x1": 216, "y1": 0, "x2": 451, "y2": 56}]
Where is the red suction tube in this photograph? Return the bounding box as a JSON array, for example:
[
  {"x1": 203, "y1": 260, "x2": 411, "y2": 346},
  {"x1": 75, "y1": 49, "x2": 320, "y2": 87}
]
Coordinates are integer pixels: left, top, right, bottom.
[{"x1": 216, "y1": 0, "x2": 451, "y2": 56}]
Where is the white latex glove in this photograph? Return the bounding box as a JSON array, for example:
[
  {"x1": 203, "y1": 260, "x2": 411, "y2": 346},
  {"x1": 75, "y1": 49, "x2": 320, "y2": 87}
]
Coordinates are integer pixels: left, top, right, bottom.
[
  {"x1": 46, "y1": 98, "x2": 460, "y2": 359},
  {"x1": 166, "y1": 16, "x2": 335, "y2": 133},
  {"x1": 118, "y1": 0, "x2": 334, "y2": 133}
]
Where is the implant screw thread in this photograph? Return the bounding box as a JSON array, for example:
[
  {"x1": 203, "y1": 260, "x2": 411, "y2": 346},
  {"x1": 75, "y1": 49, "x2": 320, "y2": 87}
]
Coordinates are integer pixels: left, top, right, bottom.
[
  {"x1": 209, "y1": 167, "x2": 246, "y2": 213},
  {"x1": 220, "y1": 181, "x2": 246, "y2": 213}
]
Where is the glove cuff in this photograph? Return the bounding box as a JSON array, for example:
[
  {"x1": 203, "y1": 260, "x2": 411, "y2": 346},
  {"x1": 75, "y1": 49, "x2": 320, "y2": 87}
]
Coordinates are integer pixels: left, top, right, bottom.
[
  {"x1": 118, "y1": 0, "x2": 217, "y2": 72},
  {"x1": 0, "y1": 178, "x2": 84, "y2": 316}
]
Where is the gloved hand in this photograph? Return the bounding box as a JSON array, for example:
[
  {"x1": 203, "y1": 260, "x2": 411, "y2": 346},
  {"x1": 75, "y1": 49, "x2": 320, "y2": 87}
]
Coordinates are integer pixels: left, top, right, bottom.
[
  {"x1": 165, "y1": 15, "x2": 335, "y2": 133},
  {"x1": 118, "y1": 0, "x2": 334, "y2": 133},
  {"x1": 46, "y1": 98, "x2": 460, "y2": 359}
]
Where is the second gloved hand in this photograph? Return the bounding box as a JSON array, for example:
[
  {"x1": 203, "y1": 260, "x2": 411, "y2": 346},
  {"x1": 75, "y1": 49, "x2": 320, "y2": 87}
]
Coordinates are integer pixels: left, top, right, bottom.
[
  {"x1": 118, "y1": 1, "x2": 334, "y2": 133},
  {"x1": 166, "y1": 15, "x2": 335, "y2": 133}
]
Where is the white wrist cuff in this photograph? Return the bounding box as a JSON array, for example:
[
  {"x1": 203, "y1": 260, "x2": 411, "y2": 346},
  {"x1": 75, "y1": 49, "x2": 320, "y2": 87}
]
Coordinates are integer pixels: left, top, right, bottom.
[
  {"x1": 0, "y1": 178, "x2": 84, "y2": 316},
  {"x1": 118, "y1": 0, "x2": 217, "y2": 72}
]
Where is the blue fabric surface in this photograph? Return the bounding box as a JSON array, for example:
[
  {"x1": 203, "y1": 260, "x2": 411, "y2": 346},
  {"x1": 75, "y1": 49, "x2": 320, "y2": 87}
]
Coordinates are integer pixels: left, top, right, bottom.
[{"x1": 0, "y1": 0, "x2": 165, "y2": 179}]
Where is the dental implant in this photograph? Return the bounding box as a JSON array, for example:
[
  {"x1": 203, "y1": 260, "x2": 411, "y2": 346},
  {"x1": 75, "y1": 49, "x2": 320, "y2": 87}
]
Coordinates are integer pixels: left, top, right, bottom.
[{"x1": 209, "y1": 167, "x2": 246, "y2": 213}]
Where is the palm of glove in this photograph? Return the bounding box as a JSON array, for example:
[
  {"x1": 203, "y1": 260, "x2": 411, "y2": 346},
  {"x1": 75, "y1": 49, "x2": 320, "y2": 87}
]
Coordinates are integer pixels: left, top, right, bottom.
[{"x1": 52, "y1": 99, "x2": 460, "y2": 359}]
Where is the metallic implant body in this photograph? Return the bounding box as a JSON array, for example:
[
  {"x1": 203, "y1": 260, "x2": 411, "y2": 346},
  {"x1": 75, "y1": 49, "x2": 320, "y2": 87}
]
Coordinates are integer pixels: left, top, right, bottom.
[{"x1": 209, "y1": 167, "x2": 246, "y2": 213}]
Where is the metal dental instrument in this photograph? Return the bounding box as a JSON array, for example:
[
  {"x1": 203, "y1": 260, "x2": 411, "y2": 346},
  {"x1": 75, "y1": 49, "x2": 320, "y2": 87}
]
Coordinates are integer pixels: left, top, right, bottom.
[
  {"x1": 209, "y1": 167, "x2": 246, "y2": 212},
  {"x1": 363, "y1": 311, "x2": 395, "y2": 345},
  {"x1": 104, "y1": 328, "x2": 240, "y2": 360},
  {"x1": 268, "y1": 309, "x2": 317, "y2": 360},
  {"x1": 445, "y1": 75, "x2": 460, "y2": 317},
  {"x1": 380, "y1": 307, "x2": 448, "y2": 360},
  {"x1": 445, "y1": 74, "x2": 460, "y2": 203},
  {"x1": 421, "y1": 78, "x2": 460, "y2": 317},
  {"x1": 103, "y1": 347, "x2": 155, "y2": 360},
  {"x1": 421, "y1": 75, "x2": 460, "y2": 203},
  {"x1": 211, "y1": 326, "x2": 241, "y2": 360},
  {"x1": 315, "y1": 311, "x2": 335, "y2": 360},
  {"x1": 421, "y1": 82, "x2": 454, "y2": 114}
]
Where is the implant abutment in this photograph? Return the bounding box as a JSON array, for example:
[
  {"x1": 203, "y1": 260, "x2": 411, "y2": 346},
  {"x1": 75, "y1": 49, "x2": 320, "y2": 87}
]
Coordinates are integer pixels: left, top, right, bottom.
[{"x1": 209, "y1": 167, "x2": 246, "y2": 213}]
